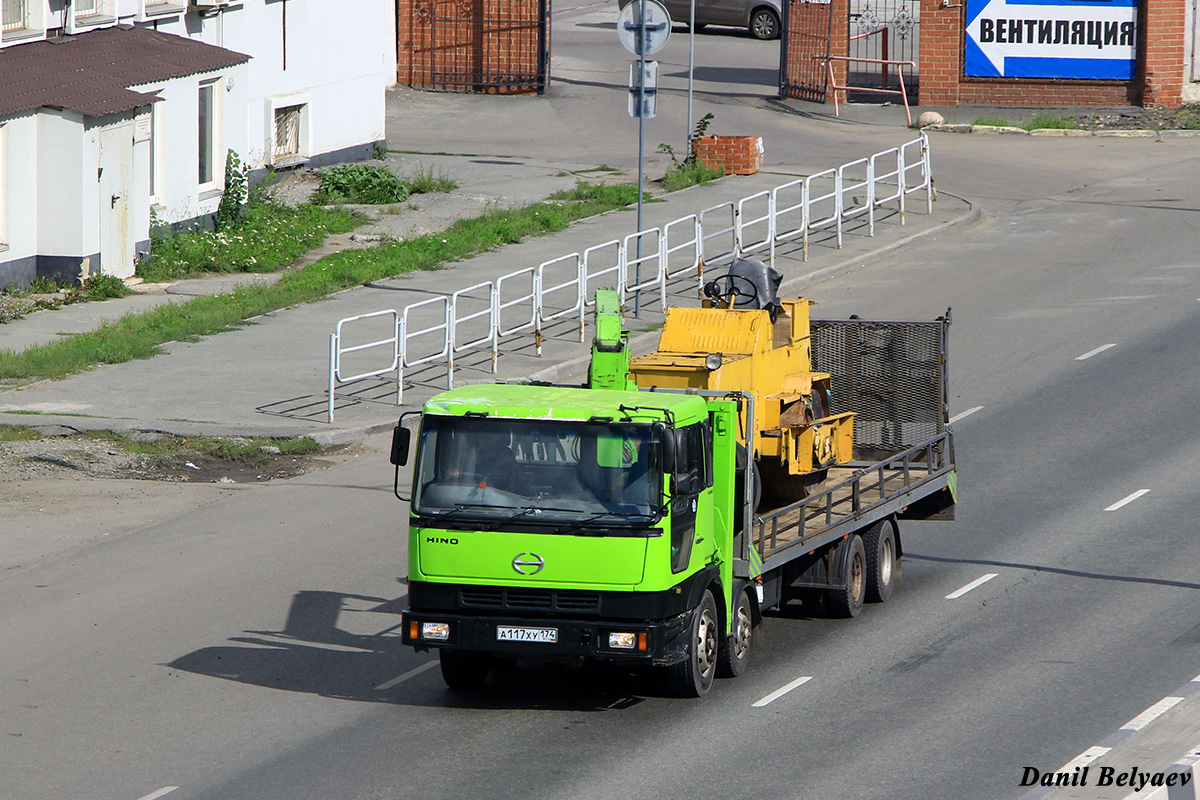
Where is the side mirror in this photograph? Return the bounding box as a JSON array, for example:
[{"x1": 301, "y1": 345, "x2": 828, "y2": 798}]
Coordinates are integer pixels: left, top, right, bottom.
[
  {"x1": 656, "y1": 423, "x2": 675, "y2": 473},
  {"x1": 390, "y1": 425, "x2": 411, "y2": 467}
]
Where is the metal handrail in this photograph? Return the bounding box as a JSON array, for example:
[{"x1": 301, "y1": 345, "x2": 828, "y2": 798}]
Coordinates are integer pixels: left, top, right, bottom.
[{"x1": 326, "y1": 135, "x2": 935, "y2": 420}]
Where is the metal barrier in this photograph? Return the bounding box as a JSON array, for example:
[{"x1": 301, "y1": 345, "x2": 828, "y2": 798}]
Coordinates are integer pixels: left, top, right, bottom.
[
  {"x1": 326, "y1": 134, "x2": 935, "y2": 421},
  {"x1": 821, "y1": 55, "x2": 917, "y2": 126}
]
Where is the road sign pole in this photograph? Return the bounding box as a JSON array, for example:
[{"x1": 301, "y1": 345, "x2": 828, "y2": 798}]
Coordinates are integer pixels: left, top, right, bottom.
[
  {"x1": 687, "y1": 0, "x2": 694, "y2": 159},
  {"x1": 636, "y1": 14, "x2": 645, "y2": 317}
]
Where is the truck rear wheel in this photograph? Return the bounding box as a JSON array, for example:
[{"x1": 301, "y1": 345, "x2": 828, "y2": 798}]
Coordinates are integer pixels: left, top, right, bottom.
[
  {"x1": 667, "y1": 590, "x2": 718, "y2": 697},
  {"x1": 826, "y1": 535, "x2": 866, "y2": 618},
  {"x1": 717, "y1": 587, "x2": 753, "y2": 678},
  {"x1": 863, "y1": 519, "x2": 900, "y2": 603},
  {"x1": 439, "y1": 649, "x2": 491, "y2": 690}
]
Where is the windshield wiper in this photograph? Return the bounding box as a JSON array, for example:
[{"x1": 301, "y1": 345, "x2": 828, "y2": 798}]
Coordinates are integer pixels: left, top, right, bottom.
[
  {"x1": 419, "y1": 503, "x2": 495, "y2": 525},
  {"x1": 557, "y1": 511, "x2": 654, "y2": 536},
  {"x1": 481, "y1": 506, "x2": 543, "y2": 532}
]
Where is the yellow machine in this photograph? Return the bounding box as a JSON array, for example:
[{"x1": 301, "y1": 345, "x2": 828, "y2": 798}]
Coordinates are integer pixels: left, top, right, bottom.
[{"x1": 628, "y1": 294, "x2": 854, "y2": 502}]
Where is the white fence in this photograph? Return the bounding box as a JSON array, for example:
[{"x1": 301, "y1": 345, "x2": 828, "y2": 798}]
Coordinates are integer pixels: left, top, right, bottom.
[{"x1": 326, "y1": 133, "x2": 933, "y2": 421}]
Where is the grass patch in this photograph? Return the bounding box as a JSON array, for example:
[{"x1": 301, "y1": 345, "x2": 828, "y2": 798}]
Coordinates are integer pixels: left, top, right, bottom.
[
  {"x1": 972, "y1": 115, "x2": 1013, "y2": 128},
  {"x1": 311, "y1": 164, "x2": 458, "y2": 205},
  {"x1": 0, "y1": 423, "x2": 319, "y2": 460},
  {"x1": 662, "y1": 160, "x2": 727, "y2": 193},
  {"x1": 0, "y1": 182, "x2": 638, "y2": 384},
  {"x1": 139, "y1": 202, "x2": 361, "y2": 283},
  {"x1": 972, "y1": 113, "x2": 1079, "y2": 130},
  {"x1": 1, "y1": 276, "x2": 134, "y2": 324}
]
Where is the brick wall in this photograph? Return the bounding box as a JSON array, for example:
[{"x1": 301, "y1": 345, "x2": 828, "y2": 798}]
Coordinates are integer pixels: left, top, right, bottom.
[
  {"x1": 917, "y1": 0, "x2": 1186, "y2": 108},
  {"x1": 692, "y1": 135, "x2": 765, "y2": 175}
]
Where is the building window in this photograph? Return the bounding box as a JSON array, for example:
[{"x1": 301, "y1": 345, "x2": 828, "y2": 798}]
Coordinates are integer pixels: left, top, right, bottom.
[
  {"x1": 2, "y1": 0, "x2": 27, "y2": 32},
  {"x1": 198, "y1": 79, "x2": 219, "y2": 188},
  {"x1": 273, "y1": 104, "x2": 303, "y2": 162},
  {"x1": 75, "y1": 0, "x2": 102, "y2": 17}
]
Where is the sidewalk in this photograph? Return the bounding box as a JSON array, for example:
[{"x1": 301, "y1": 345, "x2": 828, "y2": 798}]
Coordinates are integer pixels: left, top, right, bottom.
[{"x1": 0, "y1": 160, "x2": 973, "y2": 443}]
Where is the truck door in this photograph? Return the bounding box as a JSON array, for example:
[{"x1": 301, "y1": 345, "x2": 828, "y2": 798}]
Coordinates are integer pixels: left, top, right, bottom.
[{"x1": 671, "y1": 421, "x2": 712, "y2": 573}]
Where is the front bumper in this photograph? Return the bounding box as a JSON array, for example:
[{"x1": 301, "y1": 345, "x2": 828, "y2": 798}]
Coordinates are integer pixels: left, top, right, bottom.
[{"x1": 401, "y1": 609, "x2": 694, "y2": 667}]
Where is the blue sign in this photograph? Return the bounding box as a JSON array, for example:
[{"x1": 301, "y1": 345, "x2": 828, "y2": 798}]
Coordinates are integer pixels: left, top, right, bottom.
[{"x1": 964, "y1": 0, "x2": 1138, "y2": 80}]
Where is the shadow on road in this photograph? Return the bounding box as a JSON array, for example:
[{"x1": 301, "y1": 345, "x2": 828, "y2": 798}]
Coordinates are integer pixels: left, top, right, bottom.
[{"x1": 167, "y1": 588, "x2": 661, "y2": 711}]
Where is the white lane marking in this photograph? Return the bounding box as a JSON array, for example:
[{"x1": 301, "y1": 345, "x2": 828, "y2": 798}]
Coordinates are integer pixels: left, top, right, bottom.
[
  {"x1": 1076, "y1": 343, "x2": 1117, "y2": 361},
  {"x1": 136, "y1": 789, "x2": 179, "y2": 800},
  {"x1": 376, "y1": 659, "x2": 438, "y2": 691},
  {"x1": 945, "y1": 573, "x2": 998, "y2": 599},
  {"x1": 1192, "y1": 672, "x2": 1200, "y2": 683},
  {"x1": 1059, "y1": 746, "x2": 1112, "y2": 773},
  {"x1": 752, "y1": 675, "x2": 813, "y2": 708},
  {"x1": 1105, "y1": 489, "x2": 1150, "y2": 511},
  {"x1": 1121, "y1": 696, "x2": 1184, "y2": 731},
  {"x1": 949, "y1": 406, "x2": 984, "y2": 424}
]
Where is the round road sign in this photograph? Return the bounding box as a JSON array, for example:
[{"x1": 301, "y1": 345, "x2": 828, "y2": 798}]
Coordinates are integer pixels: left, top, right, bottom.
[{"x1": 617, "y1": 0, "x2": 672, "y2": 57}]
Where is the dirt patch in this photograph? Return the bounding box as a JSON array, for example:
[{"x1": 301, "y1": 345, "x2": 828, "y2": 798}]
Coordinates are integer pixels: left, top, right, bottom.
[
  {"x1": 1078, "y1": 106, "x2": 1200, "y2": 131},
  {"x1": 0, "y1": 434, "x2": 363, "y2": 484}
]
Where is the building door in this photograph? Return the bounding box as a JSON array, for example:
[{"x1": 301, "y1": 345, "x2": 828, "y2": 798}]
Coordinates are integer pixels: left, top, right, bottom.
[{"x1": 98, "y1": 122, "x2": 135, "y2": 279}]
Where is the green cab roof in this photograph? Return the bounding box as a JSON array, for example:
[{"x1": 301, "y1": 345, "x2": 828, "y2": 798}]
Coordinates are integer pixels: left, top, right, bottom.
[{"x1": 423, "y1": 382, "x2": 710, "y2": 423}]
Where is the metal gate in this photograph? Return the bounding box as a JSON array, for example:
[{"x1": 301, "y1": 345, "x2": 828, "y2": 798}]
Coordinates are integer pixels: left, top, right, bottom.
[
  {"x1": 407, "y1": 0, "x2": 550, "y2": 94},
  {"x1": 847, "y1": 0, "x2": 919, "y2": 95},
  {"x1": 779, "y1": 0, "x2": 834, "y2": 101}
]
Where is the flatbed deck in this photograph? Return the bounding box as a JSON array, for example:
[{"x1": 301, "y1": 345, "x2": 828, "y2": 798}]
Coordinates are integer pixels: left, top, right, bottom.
[{"x1": 744, "y1": 430, "x2": 955, "y2": 575}]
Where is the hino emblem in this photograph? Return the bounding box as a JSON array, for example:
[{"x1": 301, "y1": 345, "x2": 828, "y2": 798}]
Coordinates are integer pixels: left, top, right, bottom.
[{"x1": 512, "y1": 552, "x2": 545, "y2": 575}]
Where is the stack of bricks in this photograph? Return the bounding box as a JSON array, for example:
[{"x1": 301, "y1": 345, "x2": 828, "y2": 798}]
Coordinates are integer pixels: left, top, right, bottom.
[
  {"x1": 692, "y1": 135, "x2": 764, "y2": 176},
  {"x1": 917, "y1": 0, "x2": 1185, "y2": 108}
]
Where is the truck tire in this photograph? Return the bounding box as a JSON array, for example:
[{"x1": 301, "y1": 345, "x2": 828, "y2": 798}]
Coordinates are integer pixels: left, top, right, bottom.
[
  {"x1": 439, "y1": 649, "x2": 491, "y2": 690},
  {"x1": 717, "y1": 587, "x2": 753, "y2": 678},
  {"x1": 863, "y1": 519, "x2": 900, "y2": 603},
  {"x1": 667, "y1": 590, "x2": 718, "y2": 697},
  {"x1": 826, "y1": 535, "x2": 866, "y2": 618}
]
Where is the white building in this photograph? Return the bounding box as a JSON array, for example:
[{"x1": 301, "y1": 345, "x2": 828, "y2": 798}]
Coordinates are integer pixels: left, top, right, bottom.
[{"x1": 0, "y1": 0, "x2": 395, "y2": 287}]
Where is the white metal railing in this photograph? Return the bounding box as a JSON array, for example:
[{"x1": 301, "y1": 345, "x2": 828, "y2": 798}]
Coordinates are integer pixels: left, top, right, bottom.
[{"x1": 326, "y1": 134, "x2": 935, "y2": 420}]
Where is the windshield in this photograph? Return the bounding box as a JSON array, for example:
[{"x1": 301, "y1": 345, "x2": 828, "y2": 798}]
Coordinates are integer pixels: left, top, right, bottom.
[{"x1": 412, "y1": 416, "x2": 660, "y2": 526}]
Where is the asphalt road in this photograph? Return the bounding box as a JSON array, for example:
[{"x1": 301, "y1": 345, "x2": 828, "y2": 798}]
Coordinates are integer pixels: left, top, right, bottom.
[{"x1": 4, "y1": 3, "x2": 1200, "y2": 799}]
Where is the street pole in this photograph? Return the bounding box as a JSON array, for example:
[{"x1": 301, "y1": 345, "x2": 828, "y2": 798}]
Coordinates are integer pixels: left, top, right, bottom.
[
  {"x1": 636, "y1": 5, "x2": 646, "y2": 317},
  {"x1": 687, "y1": 0, "x2": 694, "y2": 159}
]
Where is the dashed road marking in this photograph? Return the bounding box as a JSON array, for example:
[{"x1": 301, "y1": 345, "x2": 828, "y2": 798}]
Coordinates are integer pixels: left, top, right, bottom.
[
  {"x1": 752, "y1": 675, "x2": 813, "y2": 707},
  {"x1": 1076, "y1": 343, "x2": 1117, "y2": 361},
  {"x1": 376, "y1": 659, "x2": 438, "y2": 691},
  {"x1": 1105, "y1": 489, "x2": 1150, "y2": 511},
  {"x1": 949, "y1": 406, "x2": 985, "y2": 424},
  {"x1": 945, "y1": 573, "x2": 998, "y2": 599},
  {"x1": 136, "y1": 789, "x2": 179, "y2": 800}
]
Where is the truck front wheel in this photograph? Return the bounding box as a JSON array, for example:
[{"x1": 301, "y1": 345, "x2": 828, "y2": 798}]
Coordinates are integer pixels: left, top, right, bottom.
[
  {"x1": 439, "y1": 649, "x2": 491, "y2": 690},
  {"x1": 668, "y1": 590, "x2": 718, "y2": 697}
]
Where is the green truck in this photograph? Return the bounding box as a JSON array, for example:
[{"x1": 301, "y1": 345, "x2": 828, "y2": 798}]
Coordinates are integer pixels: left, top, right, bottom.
[{"x1": 390, "y1": 283, "x2": 956, "y2": 696}]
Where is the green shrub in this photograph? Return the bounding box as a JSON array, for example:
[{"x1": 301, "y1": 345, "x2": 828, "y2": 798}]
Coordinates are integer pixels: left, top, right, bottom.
[
  {"x1": 84, "y1": 274, "x2": 128, "y2": 300},
  {"x1": 313, "y1": 164, "x2": 412, "y2": 205},
  {"x1": 28, "y1": 276, "x2": 60, "y2": 294},
  {"x1": 216, "y1": 150, "x2": 248, "y2": 230}
]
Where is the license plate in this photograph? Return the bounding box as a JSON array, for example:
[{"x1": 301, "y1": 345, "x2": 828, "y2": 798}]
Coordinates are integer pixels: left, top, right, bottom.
[{"x1": 496, "y1": 626, "x2": 558, "y2": 643}]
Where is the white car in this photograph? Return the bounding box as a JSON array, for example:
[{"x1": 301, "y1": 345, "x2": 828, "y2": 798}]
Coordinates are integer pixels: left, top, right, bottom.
[{"x1": 618, "y1": 0, "x2": 784, "y2": 41}]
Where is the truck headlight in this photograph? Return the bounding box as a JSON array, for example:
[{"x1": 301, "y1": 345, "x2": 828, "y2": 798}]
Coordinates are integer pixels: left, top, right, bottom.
[
  {"x1": 608, "y1": 632, "x2": 637, "y2": 649},
  {"x1": 421, "y1": 622, "x2": 451, "y2": 641}
]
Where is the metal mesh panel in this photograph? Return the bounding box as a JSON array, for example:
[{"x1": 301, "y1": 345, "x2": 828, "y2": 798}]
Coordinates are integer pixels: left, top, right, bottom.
[{"x1": 811, "y1": 319, "x2": 946, "y2": 453}]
